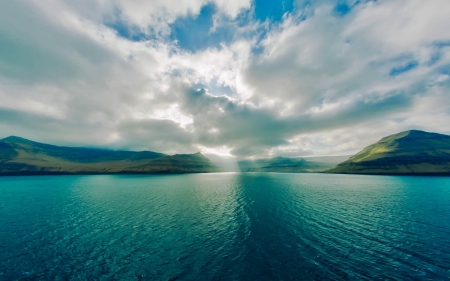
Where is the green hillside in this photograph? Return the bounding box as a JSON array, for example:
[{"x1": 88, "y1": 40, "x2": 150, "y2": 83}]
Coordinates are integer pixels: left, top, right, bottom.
[
  {"x1": 123, "y1": 152, "x2": 221, "y2": 173},
  {"x1": 327, "y1": 130, "x2": 450, "y2": 175},
  {"x1": 0, "y1": 136, "x2": 219, "y2": 175}
]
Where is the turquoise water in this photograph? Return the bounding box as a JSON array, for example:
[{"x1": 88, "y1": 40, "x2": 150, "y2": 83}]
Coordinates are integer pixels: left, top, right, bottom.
[{"x1": 1, "y1": 173, "x2": 450, "y2": 280}]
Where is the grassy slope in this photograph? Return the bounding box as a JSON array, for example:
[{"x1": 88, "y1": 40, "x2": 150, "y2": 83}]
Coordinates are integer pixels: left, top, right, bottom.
[
  {"x1": 327, "y1": 130, "x2": 450, "y2": 175},
  {"x1": 123, "y1": 152, "x2": 221, "y2": 173},
  {"x1": 0, "y1": 136, "x2": 219, "y2": 175}
]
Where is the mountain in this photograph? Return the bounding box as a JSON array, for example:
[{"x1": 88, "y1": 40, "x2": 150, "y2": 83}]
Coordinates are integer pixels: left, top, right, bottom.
[
  {"x1": 122, "y1": 152, "x2": 221, "y2": 173},
  {"x1": 238, "y1": 156, "x2": 335, "y2": 173},
  {"x1": 327, "y1": 130, "x2": 450, "y2": 175},
  {"x1": 303, "y1": 155, "x2": 350, "y2": 164},
  {"x1": 0, "y1": 136, "x2": 220, "y2": 175}
]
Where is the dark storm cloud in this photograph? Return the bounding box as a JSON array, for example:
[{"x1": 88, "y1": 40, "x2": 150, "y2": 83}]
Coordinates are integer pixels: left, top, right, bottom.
[{"x1": 174, "y1": 86, "x2": 415, "y2": 157}]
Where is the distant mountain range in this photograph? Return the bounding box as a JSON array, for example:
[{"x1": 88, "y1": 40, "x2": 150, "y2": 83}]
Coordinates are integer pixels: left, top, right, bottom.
[
  {"x1": 0, "y1": 136, "x2": 220, "y2": 175},
  {"x1": 328, "y1": 130, "x2": 450, "y2": 175},
  {"x1": 2, "y1": 130, "x2": 450, "y2": 176},
  {"x1": 238, "y1": 156, "x2": 346, "y2": 173}
]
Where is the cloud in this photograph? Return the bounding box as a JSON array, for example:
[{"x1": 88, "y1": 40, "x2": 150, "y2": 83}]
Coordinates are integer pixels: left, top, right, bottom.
[
  {"x1": 0, "y1": 0, "x2": 449, "y2": 158},
  {"x1": 61, "y1": 0, "x2": 251, "y2": 37},
  {"x1": 237, "y1": 0, "x2": 450, "y2": 154}
]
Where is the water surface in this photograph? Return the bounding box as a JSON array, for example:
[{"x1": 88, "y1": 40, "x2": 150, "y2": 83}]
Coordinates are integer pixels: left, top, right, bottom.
[{"x1": 1, "y1": 173, "x2": 450, "y2": 280}]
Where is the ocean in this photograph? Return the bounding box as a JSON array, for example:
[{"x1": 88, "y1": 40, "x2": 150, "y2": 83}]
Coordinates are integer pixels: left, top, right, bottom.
[{"x1": 1, "y1": 173, "x2": 450, "y2": 280}]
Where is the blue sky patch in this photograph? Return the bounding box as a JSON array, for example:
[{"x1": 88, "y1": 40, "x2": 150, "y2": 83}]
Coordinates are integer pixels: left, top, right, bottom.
[
  {"x1": 331, "y1": 0, "x2": 379, "y2": 17},
  {"x1": 169, "y1": 4, "x2": 235, "y2": 52},
  {"x1": 389, "y1": 60, "x2": 419, "y2": 76},
  {"x1": 437, "y1": 64, "x2": 450, "y2": 76},
  {"x1": 254, "y1": 0, "x2": 295, "y2": 22},
  {"x1": 333, "y1": 2, "x2": 351, "y2": 17}
]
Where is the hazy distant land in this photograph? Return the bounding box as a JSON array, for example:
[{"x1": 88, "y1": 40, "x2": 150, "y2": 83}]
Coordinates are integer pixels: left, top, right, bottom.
[{"x1": 237, "y1": 156, "x2": 348, "y2": 173}]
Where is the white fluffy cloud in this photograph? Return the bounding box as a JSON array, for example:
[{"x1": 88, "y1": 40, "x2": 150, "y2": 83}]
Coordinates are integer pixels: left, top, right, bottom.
[{"x1": 0, "y1": 0, "x2": 449, "y2": 158}]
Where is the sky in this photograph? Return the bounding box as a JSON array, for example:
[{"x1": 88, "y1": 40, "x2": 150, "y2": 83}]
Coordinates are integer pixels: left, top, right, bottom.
[{"x1": 1, "y1": 0, "x2": 450, "y2": 159}]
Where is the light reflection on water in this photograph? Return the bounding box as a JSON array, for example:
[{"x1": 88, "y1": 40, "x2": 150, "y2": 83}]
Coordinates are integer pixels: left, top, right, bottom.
[{"x1": 0, "y1": 173, "x2": 450, "y2": 280}]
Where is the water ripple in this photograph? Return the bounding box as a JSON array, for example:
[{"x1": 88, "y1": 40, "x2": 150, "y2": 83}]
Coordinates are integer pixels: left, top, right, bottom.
[{"x1": 1, "y1": 173, "x2": 450, "y2": 280}]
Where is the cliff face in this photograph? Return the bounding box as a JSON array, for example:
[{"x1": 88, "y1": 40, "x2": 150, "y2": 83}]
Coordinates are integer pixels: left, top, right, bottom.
[
  {"x1": 0, "y1": 136, "x2": 219, "y2": 175},
  {"x1": 327, "y1": 130, "x2": 450, "y2": 175}
]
